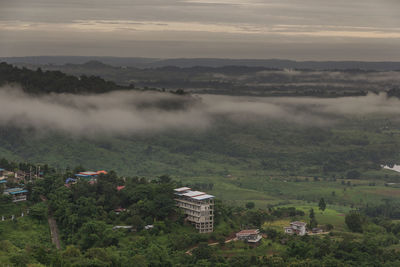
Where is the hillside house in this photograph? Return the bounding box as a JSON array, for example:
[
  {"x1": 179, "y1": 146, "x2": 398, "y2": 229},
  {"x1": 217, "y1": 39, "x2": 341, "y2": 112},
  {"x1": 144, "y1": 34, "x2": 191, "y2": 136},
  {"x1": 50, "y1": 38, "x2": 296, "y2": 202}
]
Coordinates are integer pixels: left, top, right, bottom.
[
  {"x1": 236, "y1": 229, "x2": 262, "y2": 243},
  {"x1": 284, "y1": 221, "x2": 307, "y2": 236},
  {"x1": 0, "y1": 168, "x2": 4, "y2": 179},
  {"x1": 75, "y1": 170, "x2": 107, "y2": 183},
  {"x1": 3, "y1": 187, "x2": 28, "y2": 202},
  {"x1": 174, "y1": 187, "x2": 214, "y2": 233}
]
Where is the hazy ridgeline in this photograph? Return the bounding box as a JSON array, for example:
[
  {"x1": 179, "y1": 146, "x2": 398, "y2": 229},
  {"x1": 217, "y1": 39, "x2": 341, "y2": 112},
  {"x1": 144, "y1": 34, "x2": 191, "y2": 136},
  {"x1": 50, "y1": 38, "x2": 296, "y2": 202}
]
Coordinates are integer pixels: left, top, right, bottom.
[{"x1": 12, "y1": 60, "x2": 400, "y2": 96}]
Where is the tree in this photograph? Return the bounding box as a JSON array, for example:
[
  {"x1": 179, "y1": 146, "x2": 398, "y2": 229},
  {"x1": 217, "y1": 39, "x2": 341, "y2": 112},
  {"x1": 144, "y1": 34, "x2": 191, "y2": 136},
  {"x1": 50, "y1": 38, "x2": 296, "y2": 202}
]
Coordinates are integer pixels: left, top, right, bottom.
[
  {"x1": 245, "y1": 202, "x2": 255, "y2": 209},
  {"x1": 192, "y1": 243, "x2": 213, "y2": 261},
  {"x1": 158, "y1": 175, "x2": 171, "y2": 184},
  {"x1": 30, "y1": 202, "x2": 48, "y2": 221},
  {"x1": 325, "y1": 224, "x2": 334, "y2": 231},
  {"x1": 309, "y1": 208, "x2": 318, "y2": 228},
  {"x1": 345, "y1": 211, "x2": 363, "y2": 233},
  {"x1": 319, "y1": 198, "x2": 326, "y2": 212},
  {"x1": 346, "y1": 170, "x2": 361, "y2": 179}
]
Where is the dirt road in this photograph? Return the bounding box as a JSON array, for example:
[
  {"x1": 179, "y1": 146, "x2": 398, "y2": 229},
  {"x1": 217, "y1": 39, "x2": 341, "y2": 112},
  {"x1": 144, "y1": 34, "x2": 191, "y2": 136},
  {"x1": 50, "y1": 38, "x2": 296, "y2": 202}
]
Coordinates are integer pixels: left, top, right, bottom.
[
  {"x1": 48, "y1": 215, "x2": 61, "y2": 249},
  {"x1": 185, "y1": 237, "x2": 237, "y2": 255},
  {"x1": 41, "y1": 195, "x2": 61, "y2": 249}
]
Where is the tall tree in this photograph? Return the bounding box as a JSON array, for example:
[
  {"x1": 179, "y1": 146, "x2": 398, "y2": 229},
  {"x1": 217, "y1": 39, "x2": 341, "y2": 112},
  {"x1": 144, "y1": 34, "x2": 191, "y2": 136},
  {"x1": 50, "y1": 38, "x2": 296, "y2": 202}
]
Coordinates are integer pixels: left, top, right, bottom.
[
  {"x1": 309, "y1": 208, "x2": 318, "y2": 228},
  {"x1": 319, "y1": 198, "x2": 326, "y2": 212},
  {"x1": 345, "y1": 211, "x2": 363, "y2": 233}
]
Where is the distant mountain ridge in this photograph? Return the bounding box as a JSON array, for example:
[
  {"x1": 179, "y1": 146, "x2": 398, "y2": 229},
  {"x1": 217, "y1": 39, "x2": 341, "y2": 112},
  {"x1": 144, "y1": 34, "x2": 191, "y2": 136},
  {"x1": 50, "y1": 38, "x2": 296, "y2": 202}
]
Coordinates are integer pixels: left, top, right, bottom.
[{"x1": 2, "y1": 56, "x2": 400, "y2": 71}]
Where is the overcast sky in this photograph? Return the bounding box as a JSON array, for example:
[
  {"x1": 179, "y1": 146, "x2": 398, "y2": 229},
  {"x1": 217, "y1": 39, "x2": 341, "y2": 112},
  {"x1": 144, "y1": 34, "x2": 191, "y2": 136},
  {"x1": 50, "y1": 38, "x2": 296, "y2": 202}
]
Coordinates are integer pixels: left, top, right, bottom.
[{"x1": 1, "y1": 0, "x2": 400, "y2": 60}]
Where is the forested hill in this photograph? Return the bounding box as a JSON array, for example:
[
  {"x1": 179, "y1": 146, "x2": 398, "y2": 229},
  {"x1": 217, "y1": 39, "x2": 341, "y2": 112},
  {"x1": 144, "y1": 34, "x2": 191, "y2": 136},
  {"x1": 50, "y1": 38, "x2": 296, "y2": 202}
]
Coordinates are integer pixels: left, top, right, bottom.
[{"x1": 0, "y1": 62, "x2": 130, "y2": 94}]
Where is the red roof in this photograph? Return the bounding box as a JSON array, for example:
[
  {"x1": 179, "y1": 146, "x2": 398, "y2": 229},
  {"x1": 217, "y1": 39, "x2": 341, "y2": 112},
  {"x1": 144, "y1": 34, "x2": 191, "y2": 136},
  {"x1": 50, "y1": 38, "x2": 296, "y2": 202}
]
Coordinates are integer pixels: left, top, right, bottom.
[
  {"x1": 114, "y1": 208, "x2": 126, "y2": 212},
  {"x1": 117, "y1": 186, "x2": 125, "y2": 191},
  {"x1": 97, "y1": 170, "x2": 108, "y2": 175}
]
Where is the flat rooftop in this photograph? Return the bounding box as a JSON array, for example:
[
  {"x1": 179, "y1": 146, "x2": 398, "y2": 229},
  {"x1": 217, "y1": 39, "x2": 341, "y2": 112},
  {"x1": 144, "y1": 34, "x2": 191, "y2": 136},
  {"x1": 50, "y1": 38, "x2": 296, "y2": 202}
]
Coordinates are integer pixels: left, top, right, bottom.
[
  {"x1": 175, "y1": 188, "x2": 215, "y2": 200},
  {"x1": 174, "y1": 187, "x2": 191, "y2": 192},
  {"x1": 4, "y1": 188, "x2": 28, "y2": 195}
]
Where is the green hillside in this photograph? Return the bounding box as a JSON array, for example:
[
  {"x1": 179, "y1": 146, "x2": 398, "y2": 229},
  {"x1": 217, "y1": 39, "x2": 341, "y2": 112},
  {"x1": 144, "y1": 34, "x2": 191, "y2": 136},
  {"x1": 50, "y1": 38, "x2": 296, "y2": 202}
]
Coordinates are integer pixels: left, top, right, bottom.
[{"x1": 2, "y1": 115, "x2": 400, "y2": 208}]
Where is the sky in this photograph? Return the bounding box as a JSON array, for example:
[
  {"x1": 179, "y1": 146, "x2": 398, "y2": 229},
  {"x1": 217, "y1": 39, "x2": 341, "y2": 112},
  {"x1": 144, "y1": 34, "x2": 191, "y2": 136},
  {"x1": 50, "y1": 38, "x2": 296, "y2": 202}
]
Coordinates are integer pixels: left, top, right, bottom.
[{"x1": 0, "y1": 0, "x2": 400, "y2": 60}]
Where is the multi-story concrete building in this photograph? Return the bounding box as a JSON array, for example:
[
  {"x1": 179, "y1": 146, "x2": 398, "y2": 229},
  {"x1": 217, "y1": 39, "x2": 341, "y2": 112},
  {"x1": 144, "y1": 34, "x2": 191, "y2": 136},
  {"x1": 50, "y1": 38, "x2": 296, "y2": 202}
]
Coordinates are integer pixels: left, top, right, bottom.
[
  {"x1": 174, "y1": 187, "x2": 214, "y2": 233},
  {"x1": 284, "y1": 221, "x2": 307, "y2": 236}
]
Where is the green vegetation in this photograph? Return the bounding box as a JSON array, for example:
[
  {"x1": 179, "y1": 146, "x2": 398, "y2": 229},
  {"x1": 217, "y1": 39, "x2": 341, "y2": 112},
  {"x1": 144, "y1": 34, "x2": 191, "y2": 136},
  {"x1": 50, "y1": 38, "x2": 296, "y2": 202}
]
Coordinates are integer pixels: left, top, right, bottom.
[
  {"x1": 1, "y1": 161, "x2": 400, "y2": 265},
  {"x1": 2, "y1": 115, "x2": 400, "y2": 210},
  {"x1": 1, "y1": 64, "x2": 400, "y2": 265},
  {"x1": 0, "y1": 62, "x2": 129, "y2": 94}
]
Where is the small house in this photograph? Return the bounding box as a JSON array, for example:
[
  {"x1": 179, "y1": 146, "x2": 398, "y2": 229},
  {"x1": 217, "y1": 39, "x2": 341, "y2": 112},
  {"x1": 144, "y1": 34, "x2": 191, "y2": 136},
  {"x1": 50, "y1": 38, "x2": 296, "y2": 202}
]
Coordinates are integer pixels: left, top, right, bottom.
[
  {"x1": 114, "y1": 207, "x2": 126, "y2": 214},
  {"x1": 236, "y1": 229, "x2": 262, "y2": 243},
  {"x1": 284, "y1": 221, "x2": 307, "y2": 236},
  {"x1": 75, "y1": 170, "x2": 108, "y2": 183},
  {"x1": 117, "y1": 186, "x2": 125, "y2": 191},
  {"x1": 0, "y1": 168, "x2": 4, "y2": 178},
  {"x1": 3, "y1": 187, "x2": 28, "y2": 202},
  {"x1": 145, "y1": 225, "x2": 154, "y2": 230}
]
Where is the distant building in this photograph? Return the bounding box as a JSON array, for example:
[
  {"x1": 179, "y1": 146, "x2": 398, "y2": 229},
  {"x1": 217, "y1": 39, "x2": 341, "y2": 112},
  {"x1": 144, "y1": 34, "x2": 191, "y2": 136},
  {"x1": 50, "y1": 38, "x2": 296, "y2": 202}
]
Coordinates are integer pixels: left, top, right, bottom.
[
  {"x1": 284, "y1": 221, "x2": 307, "y2": 236},
  {"x1": 65, "y1": 177, "x2": 77, "y2": 184},
  {"x1": 0, "y1": 168, "x2": 4, "y2": 178},
  {"x1": 3, "y1": 188, "x2": 28, "y2": 202},
  {"x1": 112, "y1": 226, "x2": 133, "y2": 230},
  {"x1": 144, "y1": 225, "x2": 154, "y2": 230},
  {"x1": 15, "y1": 170, "x2": 28, "y2": 180},
  {"x1": 75, "y1": 170, "x2": 107, "y2": 183},
  {"x1": 236, "y1": 229, "x2": 262, "y2": 243},
  {"x1": 174, "y1": 187, "x2": 214, "y2": 233},
  {"x1": 114, "y1": 207, "x2": 126, "y2": 214}
]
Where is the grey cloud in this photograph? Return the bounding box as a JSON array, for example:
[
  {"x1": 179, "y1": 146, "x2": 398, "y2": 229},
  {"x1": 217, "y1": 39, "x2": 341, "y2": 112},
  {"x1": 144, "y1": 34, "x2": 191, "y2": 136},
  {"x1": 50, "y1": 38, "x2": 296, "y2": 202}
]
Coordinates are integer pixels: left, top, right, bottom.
[
  {"x1": 1, "y1": 86, "x2": 400, "y2": 137},
  {"x1": 0, "y1": 0, "x2": 399, "y2": 59}
]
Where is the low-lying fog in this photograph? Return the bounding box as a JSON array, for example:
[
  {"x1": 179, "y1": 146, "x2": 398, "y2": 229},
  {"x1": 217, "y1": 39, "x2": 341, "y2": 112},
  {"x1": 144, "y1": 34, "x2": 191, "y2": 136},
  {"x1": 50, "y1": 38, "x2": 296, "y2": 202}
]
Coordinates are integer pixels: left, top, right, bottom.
[{"x1": 1, "y1": 86, "x2": 399, "y2": 136}]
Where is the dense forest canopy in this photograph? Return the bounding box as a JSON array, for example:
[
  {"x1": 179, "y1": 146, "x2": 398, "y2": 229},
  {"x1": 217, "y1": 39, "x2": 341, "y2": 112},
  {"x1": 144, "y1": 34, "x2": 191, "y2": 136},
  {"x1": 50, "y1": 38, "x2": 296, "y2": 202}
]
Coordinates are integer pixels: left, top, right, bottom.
[
  {"x1": 1, "y1": 158, "x2": 400, "y2": 266},
  {"x1": 0, "y1": 62, "x2": 129, "y2": 94}
]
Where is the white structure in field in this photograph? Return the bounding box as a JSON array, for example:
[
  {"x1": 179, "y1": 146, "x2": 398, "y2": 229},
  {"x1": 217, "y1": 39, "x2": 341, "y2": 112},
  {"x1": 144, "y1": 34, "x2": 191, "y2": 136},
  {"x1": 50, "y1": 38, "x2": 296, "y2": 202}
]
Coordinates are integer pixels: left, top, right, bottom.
[
  {"x1": 174, "y1": 187, "x2": 214, "y2": 233},
  {"x1": 284, "y1": 221, "x2": 307, "y2": 236}
]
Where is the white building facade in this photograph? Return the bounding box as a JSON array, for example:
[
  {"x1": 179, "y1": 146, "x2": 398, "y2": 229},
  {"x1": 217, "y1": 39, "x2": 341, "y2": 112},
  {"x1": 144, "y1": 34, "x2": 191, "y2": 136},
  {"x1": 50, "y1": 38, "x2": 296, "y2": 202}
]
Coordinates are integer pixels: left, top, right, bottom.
[
  {"x1": 284, "y1": 221, "x2": 307, "y2": 236},
  {"x1": 174, "y1": 187, "x2": 214, "y2": 233}
]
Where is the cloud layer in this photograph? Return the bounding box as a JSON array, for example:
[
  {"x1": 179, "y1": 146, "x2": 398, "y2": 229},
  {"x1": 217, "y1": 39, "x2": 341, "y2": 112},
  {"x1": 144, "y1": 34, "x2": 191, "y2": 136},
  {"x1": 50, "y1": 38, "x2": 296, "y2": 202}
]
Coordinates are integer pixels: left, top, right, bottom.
[
  {"x1": 1, "y1": 86, "x2": 400, "y2": 137},
  {"x1": 0, "y1": 0, "x2": 400, "y2": 60}
]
